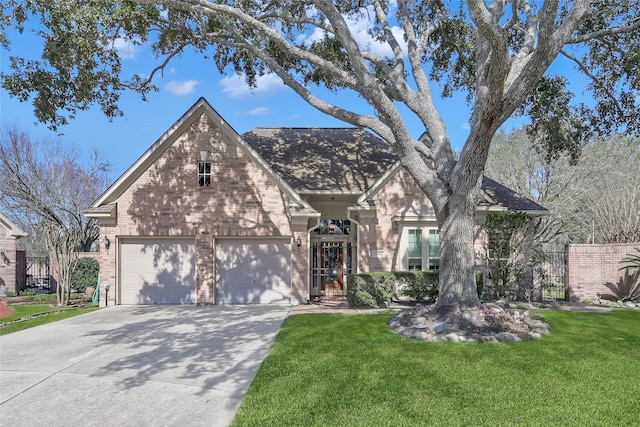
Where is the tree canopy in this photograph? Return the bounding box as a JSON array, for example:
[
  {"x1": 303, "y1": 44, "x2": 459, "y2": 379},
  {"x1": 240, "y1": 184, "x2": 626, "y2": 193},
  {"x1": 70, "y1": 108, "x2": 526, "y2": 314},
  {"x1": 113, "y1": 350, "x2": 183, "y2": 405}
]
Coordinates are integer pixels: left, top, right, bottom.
[{"x1": 2, "y1": 0, "x2": 639, "y2": 310}]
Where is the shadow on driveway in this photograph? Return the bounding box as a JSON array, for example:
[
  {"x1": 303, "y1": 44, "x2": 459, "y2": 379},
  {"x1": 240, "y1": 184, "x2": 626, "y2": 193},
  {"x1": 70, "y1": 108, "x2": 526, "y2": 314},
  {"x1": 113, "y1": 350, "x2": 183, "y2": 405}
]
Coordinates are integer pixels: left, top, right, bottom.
[{"x1": 0, "y1": 305, "x2": 289, "y2": 427}]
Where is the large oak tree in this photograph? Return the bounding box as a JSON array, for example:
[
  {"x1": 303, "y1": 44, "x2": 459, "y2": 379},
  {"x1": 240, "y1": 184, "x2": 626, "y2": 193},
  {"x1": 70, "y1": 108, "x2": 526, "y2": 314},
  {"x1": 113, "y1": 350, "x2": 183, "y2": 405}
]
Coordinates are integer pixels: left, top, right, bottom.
[{"x1": 2, "y1": 0, "x2": 639, "y2": 311}]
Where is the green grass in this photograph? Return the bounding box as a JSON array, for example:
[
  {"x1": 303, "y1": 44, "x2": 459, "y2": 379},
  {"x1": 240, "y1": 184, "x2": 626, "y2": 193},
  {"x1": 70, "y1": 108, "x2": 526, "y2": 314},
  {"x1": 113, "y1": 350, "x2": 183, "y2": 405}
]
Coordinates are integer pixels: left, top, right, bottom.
[
  {"x1": 232, "y1": 310, "x2": 640, "y2": 427},
  {"x1": 1, "y1": 304, "x2": 100, "y2": 335}
]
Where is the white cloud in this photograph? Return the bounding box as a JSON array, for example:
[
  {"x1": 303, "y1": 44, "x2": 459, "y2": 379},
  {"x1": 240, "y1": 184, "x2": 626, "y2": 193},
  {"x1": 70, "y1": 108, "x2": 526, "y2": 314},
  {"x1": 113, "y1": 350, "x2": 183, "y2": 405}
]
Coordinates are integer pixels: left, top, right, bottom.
[
  {"x1": 460, "y1": 122, "x2": 471, "y2": 131},
  {"x1": 113, "y1": 37, "x2": 141, "y2": 60},
  {"x1": 300, "y1": 4, "x2": 407, "y2": 59},
  {"x1": 248, "y1": 107, "x2": 270, "y2": 115},
  {"x1": 220, "y1": 73, "x2": 285, "y2": 98},
  {"x1": 164, "y1": 80, "x2": 200, "y2": 96}
]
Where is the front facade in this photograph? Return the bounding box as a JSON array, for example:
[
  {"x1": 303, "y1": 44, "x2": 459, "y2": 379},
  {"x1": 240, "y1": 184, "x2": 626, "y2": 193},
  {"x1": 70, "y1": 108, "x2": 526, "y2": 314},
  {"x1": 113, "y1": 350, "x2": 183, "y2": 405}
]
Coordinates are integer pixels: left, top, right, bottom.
[{"x1": 86, "y1": 98, "x2": 546, "y2": 305}]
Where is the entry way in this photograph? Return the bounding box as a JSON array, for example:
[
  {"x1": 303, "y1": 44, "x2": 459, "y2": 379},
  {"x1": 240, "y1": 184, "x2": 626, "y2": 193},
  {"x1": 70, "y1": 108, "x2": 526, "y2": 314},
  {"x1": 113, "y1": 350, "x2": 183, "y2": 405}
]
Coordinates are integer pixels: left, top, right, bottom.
[{"x1": 310, "y1": 239, "x2": 353, "y2": 298}]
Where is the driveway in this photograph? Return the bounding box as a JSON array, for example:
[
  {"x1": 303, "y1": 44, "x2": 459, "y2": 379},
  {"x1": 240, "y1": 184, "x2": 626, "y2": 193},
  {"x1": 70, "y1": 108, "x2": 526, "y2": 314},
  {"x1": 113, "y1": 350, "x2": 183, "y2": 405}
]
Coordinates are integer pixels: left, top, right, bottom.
[{"x1": 0, "y1": 305, "x2": 289, "y2": 427}]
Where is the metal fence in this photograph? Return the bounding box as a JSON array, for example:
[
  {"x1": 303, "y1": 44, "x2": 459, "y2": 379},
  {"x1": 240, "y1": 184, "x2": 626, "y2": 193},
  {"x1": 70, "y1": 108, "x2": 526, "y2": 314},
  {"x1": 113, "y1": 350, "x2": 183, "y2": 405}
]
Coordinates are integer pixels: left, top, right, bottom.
[
  {"x1": 535, "y1": 251, "x2": 568, "y2": 300},
  {"x1": 25, "y1": 256, "x2": 53, "y2": 294}
]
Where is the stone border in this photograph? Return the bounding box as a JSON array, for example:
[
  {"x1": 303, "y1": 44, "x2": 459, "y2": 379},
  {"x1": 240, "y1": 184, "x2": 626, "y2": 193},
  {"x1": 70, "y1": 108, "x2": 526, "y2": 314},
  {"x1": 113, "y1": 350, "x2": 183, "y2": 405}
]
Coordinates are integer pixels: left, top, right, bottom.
[{"x1": 388, "y1": 303, "x2": 553, "y2": 343}]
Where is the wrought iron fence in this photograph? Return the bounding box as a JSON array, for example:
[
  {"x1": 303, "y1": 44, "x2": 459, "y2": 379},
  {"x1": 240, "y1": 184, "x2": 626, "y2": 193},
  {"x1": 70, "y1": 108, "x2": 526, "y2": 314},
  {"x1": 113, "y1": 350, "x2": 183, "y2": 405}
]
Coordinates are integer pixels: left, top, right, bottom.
[
  {"x1": 535, "y1": 251, "x2": 568, "y2": 301},
  {"x1": 26, "y1": 256, "x2": 53, "y2": 294}
]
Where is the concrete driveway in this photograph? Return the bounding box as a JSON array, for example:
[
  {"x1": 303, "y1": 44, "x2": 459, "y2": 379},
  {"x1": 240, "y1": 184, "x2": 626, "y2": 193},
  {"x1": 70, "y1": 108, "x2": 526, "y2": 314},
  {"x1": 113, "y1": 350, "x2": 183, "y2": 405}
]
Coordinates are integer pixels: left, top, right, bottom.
[{"x1": 0, "y1": 305, "x2": 289, "y2": 427}]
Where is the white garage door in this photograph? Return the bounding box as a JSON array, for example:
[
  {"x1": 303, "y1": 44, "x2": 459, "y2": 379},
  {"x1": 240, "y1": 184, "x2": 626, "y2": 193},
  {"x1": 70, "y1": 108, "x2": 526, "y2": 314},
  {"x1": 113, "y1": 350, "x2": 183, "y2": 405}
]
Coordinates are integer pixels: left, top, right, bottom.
[
  {"x1": 120, "y1": 238, "x2": 196, "y2": 305},
  {"x1": 216, "y1": 239, "x2": 291, "y2": 304}
]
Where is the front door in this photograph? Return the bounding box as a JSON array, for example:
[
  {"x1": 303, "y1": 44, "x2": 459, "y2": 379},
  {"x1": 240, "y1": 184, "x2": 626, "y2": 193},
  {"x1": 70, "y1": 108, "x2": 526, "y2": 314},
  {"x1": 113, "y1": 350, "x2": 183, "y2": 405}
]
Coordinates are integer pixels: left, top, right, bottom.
[{"x1": 310, "y1": 239, "x2": 353, "y2": 298}]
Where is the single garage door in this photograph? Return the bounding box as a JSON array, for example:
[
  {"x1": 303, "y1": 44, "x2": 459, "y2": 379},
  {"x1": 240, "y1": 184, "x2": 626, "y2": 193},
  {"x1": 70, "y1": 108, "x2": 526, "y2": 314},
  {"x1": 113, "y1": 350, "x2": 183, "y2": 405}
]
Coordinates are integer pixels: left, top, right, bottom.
[
  {"x1": 120, "y1": 238, "x2": 196, "y2": 304},
  {"x1": 216, "y1": 239, "x2": 291, "y2": 304}
]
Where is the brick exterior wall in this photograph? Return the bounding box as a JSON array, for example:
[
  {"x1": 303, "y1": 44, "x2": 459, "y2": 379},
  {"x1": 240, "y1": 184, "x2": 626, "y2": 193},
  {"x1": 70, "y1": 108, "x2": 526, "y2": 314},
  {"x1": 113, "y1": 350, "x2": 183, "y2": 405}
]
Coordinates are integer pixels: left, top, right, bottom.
[
  {"x1": 354, "y1": 167, "x2": 489, "y2": 273},
  {"x1": 0, "y1": 230, "x2": 19, "y2": 294},
  {"x1": 567, "y1": 243, "x2": 639, "y2": 302},
  {"x1": 101, "y1": 112, "x2": 300, "y2": 305}
]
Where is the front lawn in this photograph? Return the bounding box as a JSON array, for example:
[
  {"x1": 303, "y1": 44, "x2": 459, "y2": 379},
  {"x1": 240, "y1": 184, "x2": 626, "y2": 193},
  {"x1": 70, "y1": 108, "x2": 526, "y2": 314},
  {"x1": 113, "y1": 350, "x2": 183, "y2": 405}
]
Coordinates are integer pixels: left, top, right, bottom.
[
  {"x1": 232, "y1": 309, "x2": 640, "y2": 426},
  {"x1": 0, "y1": 304, "x2": 100, "y2": 335}
]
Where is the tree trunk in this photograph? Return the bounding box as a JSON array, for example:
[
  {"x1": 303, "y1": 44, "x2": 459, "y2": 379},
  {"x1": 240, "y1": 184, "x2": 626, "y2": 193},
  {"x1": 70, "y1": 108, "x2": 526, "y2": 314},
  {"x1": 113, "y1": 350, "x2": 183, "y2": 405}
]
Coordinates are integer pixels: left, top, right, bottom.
[{"x1": 435, "y1": 192, "x2": 481, "y2": 312}]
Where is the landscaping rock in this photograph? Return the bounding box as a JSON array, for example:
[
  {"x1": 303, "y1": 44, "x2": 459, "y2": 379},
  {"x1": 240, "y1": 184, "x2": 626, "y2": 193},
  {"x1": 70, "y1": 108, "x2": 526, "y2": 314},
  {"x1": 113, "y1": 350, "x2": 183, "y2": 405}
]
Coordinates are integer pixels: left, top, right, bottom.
[
  {"x1": 410, "y1": 316, "x2": 426, "y2": 325},
  {"x1": 432, "y1": 322, "x2": 448, "y2": 334},
  {"x1": 413, "y1": 331, "x2": 430, "y2": 340},
  {"x1": 445, "y1": 333, "x2": 460, "y2": 342},
  {"x1": 388, "y1": 302, "x2": 554, "y2": 344}
]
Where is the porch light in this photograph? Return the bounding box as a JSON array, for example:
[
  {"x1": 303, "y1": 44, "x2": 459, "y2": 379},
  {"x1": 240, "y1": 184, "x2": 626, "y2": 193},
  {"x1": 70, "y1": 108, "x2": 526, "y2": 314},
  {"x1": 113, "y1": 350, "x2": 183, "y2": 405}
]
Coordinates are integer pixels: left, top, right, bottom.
[
  {"x1": 200, "y1": 150, "x2": 209, "y2": 161},
  {"x1": 296, "y1": 235, "x2": 302, "y2": 251},
  {"x1": 103, "y1": 236, "x2": 111, "y2": 253}
]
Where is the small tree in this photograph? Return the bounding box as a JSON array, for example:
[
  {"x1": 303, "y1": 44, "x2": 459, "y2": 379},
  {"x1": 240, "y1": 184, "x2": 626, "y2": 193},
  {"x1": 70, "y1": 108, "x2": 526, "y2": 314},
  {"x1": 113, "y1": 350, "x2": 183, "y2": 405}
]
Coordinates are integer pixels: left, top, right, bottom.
[
  {"x1": 0, "y1": 127, "x2": 110, "y2": 305},
  {"x1": 483, "y1": 211, "x2": 536, "y2": 300}
]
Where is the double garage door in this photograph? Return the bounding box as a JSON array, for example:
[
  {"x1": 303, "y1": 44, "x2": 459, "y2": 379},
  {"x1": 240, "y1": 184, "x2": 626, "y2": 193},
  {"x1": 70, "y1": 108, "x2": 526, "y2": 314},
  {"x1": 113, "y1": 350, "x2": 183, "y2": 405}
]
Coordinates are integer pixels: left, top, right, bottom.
[{"x1": 119, "y1": 237, "x2": 291, "y2": 305}]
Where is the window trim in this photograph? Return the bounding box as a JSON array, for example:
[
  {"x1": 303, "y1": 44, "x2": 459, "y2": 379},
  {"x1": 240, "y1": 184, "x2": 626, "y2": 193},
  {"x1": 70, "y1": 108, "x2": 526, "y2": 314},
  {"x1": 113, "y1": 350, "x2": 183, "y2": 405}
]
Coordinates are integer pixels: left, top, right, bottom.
[
  {"x1": 197, "y1": 161, "x2": 212, "y2": 187},
  {"x1": 404, "y1": 226, "x2": 440, "y2": 271}
]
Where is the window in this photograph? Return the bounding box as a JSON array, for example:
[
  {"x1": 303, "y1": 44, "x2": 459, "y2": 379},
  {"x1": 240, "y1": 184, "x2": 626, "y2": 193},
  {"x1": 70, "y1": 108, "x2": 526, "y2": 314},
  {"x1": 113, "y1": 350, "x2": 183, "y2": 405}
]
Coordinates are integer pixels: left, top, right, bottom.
[
  {"x1": 406, "y1": 228, "x2": 440, "y2": 271},
  {"x1": 408, "y1": 229, "x2": 422, "y2": 270},
  {"x1": 198, "y1": 162, "x2": 211, "y2": 187},
  {"x1": 427, "y1": 229, "x2": 440, "y2": 270}
]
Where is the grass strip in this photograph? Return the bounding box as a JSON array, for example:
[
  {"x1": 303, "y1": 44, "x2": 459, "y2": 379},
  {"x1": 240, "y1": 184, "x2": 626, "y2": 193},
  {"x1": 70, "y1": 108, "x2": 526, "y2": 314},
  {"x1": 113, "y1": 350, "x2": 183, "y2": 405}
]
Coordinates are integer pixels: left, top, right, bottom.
[{"x1": 0, "y1": 304, "x2": 100, "y2": 335}]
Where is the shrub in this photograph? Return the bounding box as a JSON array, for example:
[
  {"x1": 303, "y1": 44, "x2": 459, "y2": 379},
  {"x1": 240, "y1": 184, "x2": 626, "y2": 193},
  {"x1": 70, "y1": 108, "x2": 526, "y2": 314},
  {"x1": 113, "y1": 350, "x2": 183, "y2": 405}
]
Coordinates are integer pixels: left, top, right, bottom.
[
  {"x1": 347, "y1": 273, "x2": 395, "y2": 307},
  {"x1": 397, "y1": 271, "x2": 439, "y2": 302},
  {"x1": 620, "y1": 248, "x2": 640, "y2": 272},
  {"x1": 71, "y1": 257, "x2": 100, "y2": 293},
  {"x1": 349, "y1": 290, "x2": 379, "y2": 308},
  {"x1": 346, "y1": 271, "x2": 439, "y2": 307}
]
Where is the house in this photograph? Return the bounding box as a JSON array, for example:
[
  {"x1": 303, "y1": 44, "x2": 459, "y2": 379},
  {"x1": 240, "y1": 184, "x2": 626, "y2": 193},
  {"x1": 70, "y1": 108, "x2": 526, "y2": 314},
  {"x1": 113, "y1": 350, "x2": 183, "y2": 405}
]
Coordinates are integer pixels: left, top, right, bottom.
[
  {"x1": 0, "y1": 211, "x2": 27, "y2": 295},
  {"x1": 85, "y1": 98, "x2": 547, "y2": 305}
]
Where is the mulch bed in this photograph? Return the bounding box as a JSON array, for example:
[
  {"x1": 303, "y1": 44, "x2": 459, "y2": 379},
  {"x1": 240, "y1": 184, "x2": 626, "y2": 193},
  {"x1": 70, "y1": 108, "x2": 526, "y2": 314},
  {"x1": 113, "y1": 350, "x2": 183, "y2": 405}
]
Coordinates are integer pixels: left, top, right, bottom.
[{"x1": 0, "y1": 300, "x2": 15, "y2": 318}]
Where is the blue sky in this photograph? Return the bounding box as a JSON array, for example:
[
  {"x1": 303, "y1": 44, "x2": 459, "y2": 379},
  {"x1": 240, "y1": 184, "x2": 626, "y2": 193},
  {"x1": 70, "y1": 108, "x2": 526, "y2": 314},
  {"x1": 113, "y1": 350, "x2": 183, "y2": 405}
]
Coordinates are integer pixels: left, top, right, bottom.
[{"x1": 1, "y1": 6, "x2": 584, "y2": 179}]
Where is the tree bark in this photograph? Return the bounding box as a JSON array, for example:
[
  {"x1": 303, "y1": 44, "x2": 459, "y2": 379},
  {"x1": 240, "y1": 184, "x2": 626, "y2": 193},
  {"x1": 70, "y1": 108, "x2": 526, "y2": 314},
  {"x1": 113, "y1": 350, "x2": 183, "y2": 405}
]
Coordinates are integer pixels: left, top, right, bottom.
[{"x1": 434, "y1": 191, "x2": 481, "y2": 311}]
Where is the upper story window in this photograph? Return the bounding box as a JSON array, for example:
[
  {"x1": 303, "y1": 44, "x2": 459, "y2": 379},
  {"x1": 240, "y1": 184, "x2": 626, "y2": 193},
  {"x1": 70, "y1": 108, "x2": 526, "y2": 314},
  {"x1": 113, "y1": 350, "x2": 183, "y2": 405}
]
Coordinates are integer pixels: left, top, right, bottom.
[{"x1": 198, "y1": 162, "x2": 212, "y2": 187}]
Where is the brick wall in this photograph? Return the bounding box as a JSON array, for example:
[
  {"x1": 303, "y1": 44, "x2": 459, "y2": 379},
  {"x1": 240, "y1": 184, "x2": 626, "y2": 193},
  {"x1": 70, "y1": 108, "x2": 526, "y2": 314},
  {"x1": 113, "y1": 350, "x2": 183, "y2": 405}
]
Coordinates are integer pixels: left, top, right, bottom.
[
  {"x1": 0, "y1": 231, "x2": 18, "y2": 294},
  {"x1": 101, "y1": 112, "x2": 297, "y2": 305},
  {"x1": 356, "y1": 167, "x2": 489, "y2": 273},
  {"x1": 567, "y1": 243, "x2": 639, "y2": 302}
]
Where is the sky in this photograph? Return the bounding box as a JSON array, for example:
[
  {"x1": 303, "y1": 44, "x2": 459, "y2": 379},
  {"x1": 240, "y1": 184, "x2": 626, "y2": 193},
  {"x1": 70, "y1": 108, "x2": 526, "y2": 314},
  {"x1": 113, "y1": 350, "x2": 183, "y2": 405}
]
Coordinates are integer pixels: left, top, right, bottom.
[{"x1": 1, "y1": 5, "x2": 585, "y2": 180}]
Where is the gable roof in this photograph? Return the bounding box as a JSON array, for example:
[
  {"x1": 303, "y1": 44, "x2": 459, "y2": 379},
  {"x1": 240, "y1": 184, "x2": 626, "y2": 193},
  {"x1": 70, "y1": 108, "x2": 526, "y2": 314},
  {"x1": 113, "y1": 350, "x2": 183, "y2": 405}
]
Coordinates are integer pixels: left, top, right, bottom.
[
  {"x1": 243, "y1": 128, "x2": 397, "y2": 194},
  {"x1": 86, "y1": 98, "x2": 315, "y2": 216},
  {"x1": 0, "y1": 211, "x2": 27, "y2": 239}
]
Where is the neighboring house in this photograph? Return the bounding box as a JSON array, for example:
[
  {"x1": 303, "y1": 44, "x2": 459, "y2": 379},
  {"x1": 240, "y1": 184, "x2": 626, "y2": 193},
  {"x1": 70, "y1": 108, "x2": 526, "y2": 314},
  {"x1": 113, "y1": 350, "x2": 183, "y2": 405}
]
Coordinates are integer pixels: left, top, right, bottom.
[
  {"x1": 85, "y1": 98, "x2": 547, "y2": 305},
  {"x1": 0, "y1": 211, "x2": 28, "y2": 295}
]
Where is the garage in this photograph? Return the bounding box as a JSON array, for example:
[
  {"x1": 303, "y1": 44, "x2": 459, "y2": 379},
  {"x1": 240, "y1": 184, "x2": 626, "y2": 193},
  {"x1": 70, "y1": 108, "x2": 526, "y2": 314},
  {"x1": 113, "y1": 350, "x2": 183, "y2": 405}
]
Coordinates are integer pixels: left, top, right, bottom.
[
  {"x1": 216, "y1": 239, "x2": 291, "y2": 304},
  {"x1": 119, "y1": 238, "x2": 196, "y2": 304}
]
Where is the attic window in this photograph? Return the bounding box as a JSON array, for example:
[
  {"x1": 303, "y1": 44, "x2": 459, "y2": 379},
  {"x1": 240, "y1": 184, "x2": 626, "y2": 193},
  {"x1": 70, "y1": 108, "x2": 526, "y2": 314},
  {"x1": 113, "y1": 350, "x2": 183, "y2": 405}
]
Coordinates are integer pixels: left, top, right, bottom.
[{"x1": 198, "y1": 162, "x2": 212, "y2": 187}]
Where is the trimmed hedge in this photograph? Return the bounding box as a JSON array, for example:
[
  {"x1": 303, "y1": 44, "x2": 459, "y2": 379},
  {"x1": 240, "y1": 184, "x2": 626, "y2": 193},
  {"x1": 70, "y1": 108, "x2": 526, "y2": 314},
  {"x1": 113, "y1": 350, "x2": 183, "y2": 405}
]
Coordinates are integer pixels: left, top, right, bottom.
[
  {"x1": 70, "y1": 257, "x2": 100, "y2": 293},
  {"x1": 346, "y1": 271, "x2": 439, "y2": 308}
]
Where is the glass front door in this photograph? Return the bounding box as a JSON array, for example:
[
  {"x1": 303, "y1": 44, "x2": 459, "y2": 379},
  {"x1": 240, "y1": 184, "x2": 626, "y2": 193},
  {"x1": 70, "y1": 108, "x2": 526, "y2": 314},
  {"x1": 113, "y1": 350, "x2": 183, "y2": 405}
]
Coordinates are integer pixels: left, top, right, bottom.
[{"x1": 310, "y1": 239, "x2": 353, "y2": 298}]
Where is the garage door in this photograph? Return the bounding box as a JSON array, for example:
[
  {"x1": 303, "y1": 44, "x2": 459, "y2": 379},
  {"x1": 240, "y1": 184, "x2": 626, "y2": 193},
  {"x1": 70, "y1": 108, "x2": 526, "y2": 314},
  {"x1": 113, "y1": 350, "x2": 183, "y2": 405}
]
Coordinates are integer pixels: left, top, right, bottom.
[
  {"x1": 120, "y1": 238, "x2": 196, "y2": 304},
  {"x1": 216, "y1": 239, "x2": 291, "y2": 304}
]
